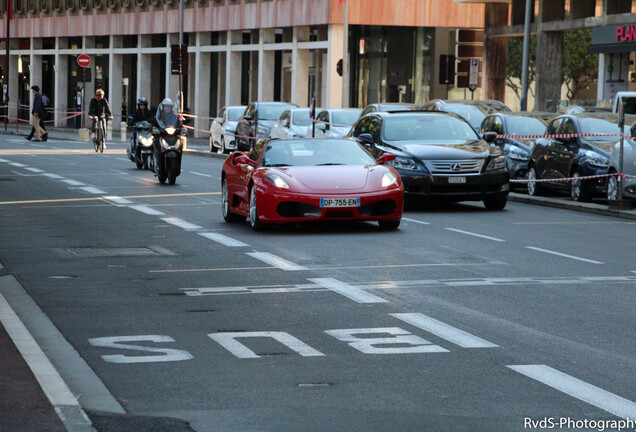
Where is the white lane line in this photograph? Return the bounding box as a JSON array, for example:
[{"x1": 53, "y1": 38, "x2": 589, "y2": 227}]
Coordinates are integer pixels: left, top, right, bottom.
[
  {"x1": 161, "y1": 217, "x2": 203, "y2": 231},
  {"x1": 129, "y1": 205, "x2": 165, "y2": 216},
  {"x1": 80, "y1": 186, "x2": 107, "y2": 194},
  {"x1": 102, "y1": 196, "x2": 134, "y2": 205},
  {"x1": 247, "y1": 252, "x2": 308, "y2": 271},
  {"x1": 191, "y1": 171, "x2": 214, "y2": 178},
  {"x1": 8, "y1": 162, "x2": 26, "y2": 167},
  {"x1": 308, "y1": 277, "x2": 388, "y2": 303},
  {"x1": 525, "y1": 246, "x2": 603, "y2": 265},
  {"x1": 508, "y1": 365, "x2": 636, "y2": 419},
  {"x1": 391, "y1": 313, "x2": 498, "y2": 348},
  {"x1": 43, "y1": 173, "x2": 64, "y2": 179},
  {"x1": 445, "y1": 228, "x2": 505, "y2": 242},
  {"x1": 0, "y1": 158, "x2": 9, "y2": 162},
  {"x1": 402, "y1": 217, "x2": 430, "y2": 225},
  {"x1": 0, "y1": 293, "x2": 80, "y2": 407},
  {"x1": 199, "y1": 232, "x2": 249, "y2": 247},
  {"x1": 25, "y1": 167, "x2": 44, "y2": 173},
  {"x1": 62, "y1": 179, "x2": 85, "y2": 186}
]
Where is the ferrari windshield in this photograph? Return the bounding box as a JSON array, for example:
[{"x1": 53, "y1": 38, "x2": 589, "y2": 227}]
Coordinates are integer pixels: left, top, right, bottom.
[
  {"x1": 261, "y1": 139, "x2": 376, "y2": 167},
  {"x1": 383, "y1": 114, "x2": 479, "y2": 141}
]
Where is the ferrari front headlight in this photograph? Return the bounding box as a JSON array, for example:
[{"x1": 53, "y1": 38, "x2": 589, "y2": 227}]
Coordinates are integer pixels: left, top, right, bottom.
[
  {"x1": 264, "y1": 174, "x2": 289, "y2": 189},
  {"x1": 382, "y1": 172, "x2": 398, "y2": 187}
]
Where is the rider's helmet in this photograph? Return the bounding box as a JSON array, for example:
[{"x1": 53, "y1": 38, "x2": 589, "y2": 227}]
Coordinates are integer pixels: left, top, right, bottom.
[
  {"x1": 161, "y1": 98, "x2": 174, "y2": 113},
  {"x1": 137, "y1": 97, "x2": 148, "y2": 108},
  {"x1": 157, "y1": 98, "x2": 177, "y2": 126}
]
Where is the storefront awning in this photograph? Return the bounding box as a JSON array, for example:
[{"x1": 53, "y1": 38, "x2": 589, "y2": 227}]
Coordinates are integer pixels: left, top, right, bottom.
[{"x1": 590, "y1": 24, "x2": 636, "y2": 54}]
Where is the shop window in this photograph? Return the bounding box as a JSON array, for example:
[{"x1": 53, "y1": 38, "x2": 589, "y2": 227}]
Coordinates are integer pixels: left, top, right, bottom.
[
  {"x1": 95, "y1": 36, "x2": 109, "y2": 48},
  {"x1": 122, "y1": 35, "x2": 137, "y2": 48},
  {"x1": 229, "y1": 0, "x2": 240, "y2": 5},
  {"x1": 149, "y1": 0, "x2": 161, "y2": 7},
  {"x1": 212, "y1": 0, "x2": 224, "y2": 5},
  {"x1": 53, "y1": 0, "x2": 62, "y2": 11},
  {"x1": 26, "y1": 0, "x2": 35, "y2": 13},
  {"x1": 107, "y1": 0, "x2": 118, "y2": 9},
  {"x1": 66, "y1": 0, "x2": 76, "y2": 10},
  {"x1": 79, "y1": 0, "x2": 89, "y2": 10},
  {"x1": 92, "y1": 0, "x2": 103, "y2": 10},
  {"x1": 39, "y1": 0, "x2": 49, "y2": 13},
  {"x1": 14, "y1": 0, "x2": 23, "y2": 14}
]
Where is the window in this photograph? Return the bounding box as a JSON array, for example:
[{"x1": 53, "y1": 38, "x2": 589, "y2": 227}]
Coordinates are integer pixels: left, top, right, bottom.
[
  {"x1": 546, "y1": 118, "x2": 562, "y2": 136},
  {"x1": 249, "y1": 139, "x2": 266, "y2": 162}
]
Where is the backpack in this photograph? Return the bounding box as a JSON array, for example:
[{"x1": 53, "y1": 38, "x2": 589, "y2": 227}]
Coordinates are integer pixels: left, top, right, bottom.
[{"x1": 40, "y1": 94, "x2": 49, "y2": 119}]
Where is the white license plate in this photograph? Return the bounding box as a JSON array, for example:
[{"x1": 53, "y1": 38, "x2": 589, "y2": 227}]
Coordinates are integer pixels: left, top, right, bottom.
[
  {"x1": 448, "y1": 177, "x2": 466, "y2": 184},
  {"x1": 320, "y1": 198, "x2": 360, "y2": 208}
]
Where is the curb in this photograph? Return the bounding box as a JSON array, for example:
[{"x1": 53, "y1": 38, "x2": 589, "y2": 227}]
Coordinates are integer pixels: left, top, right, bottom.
[{"x1": 508, "y1": 193, "x2": 636, "y2": 221}]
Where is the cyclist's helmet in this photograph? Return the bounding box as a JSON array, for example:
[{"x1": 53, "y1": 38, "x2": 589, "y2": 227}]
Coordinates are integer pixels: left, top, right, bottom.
[{"x1": 137, "y1": 97, "x2": 148, "y2": 108}]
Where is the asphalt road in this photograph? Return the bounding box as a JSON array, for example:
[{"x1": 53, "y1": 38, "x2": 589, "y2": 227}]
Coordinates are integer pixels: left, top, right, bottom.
[{"x1": 0, "y1": 136, "x2": 635, "y2": 432}]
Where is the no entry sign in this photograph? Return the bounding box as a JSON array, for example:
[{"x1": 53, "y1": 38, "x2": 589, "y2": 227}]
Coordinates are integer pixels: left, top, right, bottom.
[{"x1": 77, "y1": 54, "x2": 91, "y2": 68}]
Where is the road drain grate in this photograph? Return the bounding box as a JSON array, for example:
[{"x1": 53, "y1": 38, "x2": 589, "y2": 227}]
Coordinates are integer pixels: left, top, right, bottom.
[{"x1": 67, "y1": 247, "x2": 162, "y2": 257}]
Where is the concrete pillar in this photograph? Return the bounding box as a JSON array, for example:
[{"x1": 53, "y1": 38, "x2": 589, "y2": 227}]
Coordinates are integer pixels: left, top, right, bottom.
[
  {"x1": 54, "y1": 39, "x2": 69, "y2": 127},
  {"x1": 606, "y1": 0, "x2": 631, "y2": 15},
  {"x1": 570, "y1": 0, "x2": 596, "y2": 19},
  {"x1": 326, "y1": 24, "x2": 344, "y2": 108},
  {"x1": 226, "y1": 31, "x2": 242, "y2": 106},
  {"x1": 8, "y1": 54, "x2": 18, "y2": 121},
  {"x1": 137, "y1": 36, "x2": 152, "y2": 106},
  {"x1": 218, "y1": 51, "x2": 227, "y2": 109},
  {"x1": 166, "y1": 34, "x2": 180, "y2": 106},
  {"x1": 484, "y1": 3, "x2": 509, "y2": 104},
  {"x1": 194, "y1": 33, "x2": 211, "y2": 138},
  {"x1": 83, "y1": 37, "x2": 96, "y2": 128},
  {"x1": 109, "y1": 36, "x2": 123, "y2": 126},
  {"x1": 291, "y1": 27, "x2": 309, "y2": 106},
  {"x1": 534, "y1": 0, "x2": 565, "y2": 111},
  {"x1": 29, "y1": 51, "x2": 43, "y2": 127},
  {"x1": 258, "y1": 29, "x2": 275, "y2": 101}
]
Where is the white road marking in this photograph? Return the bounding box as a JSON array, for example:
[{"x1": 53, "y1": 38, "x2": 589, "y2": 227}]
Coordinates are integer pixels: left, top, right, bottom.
[
  {"x1": 80, "y1": 186, "x2": 107, "y2": 194},
  {"x1": 181, "y1": 283, "x2": 325, "y2": 296},
  {"x1": 0, "y1": 158, "x2": 9, "y2": 162},
  {"x1": 308, "y1": 277, "x2": 388, "y2": 303},
  {"x1": 391, "y1": 313, "x2": 498, "y2": 348},
  {"x1": 9, "y1": 162, "x2": 26, "y2": 167},
  {"x1": 246, "y1": 252, "x2": 308, "y2": 271},
  {"x1": 199, "y1": 232, "x2": 248, "y2": 247},
  {"x1": 25, "y1": 167, "x2": 44, "y2": 173},
  {"x1": 102, "y1": 196, "x2": 134, "y2": 205},
  {"x1": 191, "y1": 171, "x2": 214, "y2": 178},
  {"x1": 402, "y1": 217, "x2": 430, "y2": 225},
  {"x1": 0, "y1": 293, "x2": 80, "y2": 406},
  {"x1": 208, "y1": 331, "x2": 325, "y2": 358},
  {"x1": 62, "y1": 179, "x2": 85, "y2": 186},
  {"x1": 508, "y1": 365, "x2": 636, "y2": 419},
  {"x1": 325, "y1": 328, "x2": 448, "y2": 354},
  {"x1": 43, "y1": 173, "x2": 64, "y2": 179},
  {"x1": 161, "y1": 217, "x2": 203, "y2": 231},
  {"x1": 129, "y1": 205, "x2": 165, "y2": 216},
  {"x1": 525, "y1": 246, "x2": 603, "y2": 265},
  {"x1": 445, "y1": 228, "x2": 505, "y2": 242}
]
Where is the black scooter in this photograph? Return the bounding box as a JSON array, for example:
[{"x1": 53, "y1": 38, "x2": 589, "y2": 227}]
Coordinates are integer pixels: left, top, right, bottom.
[
  {"x1": 127, "y1": 120, "x2": 154, "y2": 170},
  {"x1": 149, "y1": 116, "x2": 188, "y2": 185}
]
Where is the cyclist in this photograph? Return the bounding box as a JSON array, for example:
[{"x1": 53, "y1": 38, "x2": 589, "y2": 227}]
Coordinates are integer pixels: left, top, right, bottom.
[
  {"x1": 88, "y1": 89, "x2": 113, "y2": 149},
  {"x1": 130, "y1": 97, "x2": 153, "y2": 154}
]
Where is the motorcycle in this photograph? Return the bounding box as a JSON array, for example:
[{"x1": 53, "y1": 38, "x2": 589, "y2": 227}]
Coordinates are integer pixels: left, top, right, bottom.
[
  {"x1": 149, "y1": 98, "x2": 188, "y2": 185},
  {"x1": 127, "y1": 120, "x2": 154, "y2": 170}
]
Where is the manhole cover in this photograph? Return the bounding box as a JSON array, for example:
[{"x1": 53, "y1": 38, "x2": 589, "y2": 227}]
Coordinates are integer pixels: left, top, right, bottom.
[{"x1": 67, "y1": 247, "x2": 162, "y2": 257}]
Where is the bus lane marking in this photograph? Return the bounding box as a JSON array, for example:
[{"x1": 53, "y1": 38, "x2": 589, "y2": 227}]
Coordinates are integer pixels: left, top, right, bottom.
[
  {"x1": 308, "y1": 278, "x2": 387, "y2": 303},
  {"x1": 525, "y1": 246, "x2": 603, "y2": 265}
]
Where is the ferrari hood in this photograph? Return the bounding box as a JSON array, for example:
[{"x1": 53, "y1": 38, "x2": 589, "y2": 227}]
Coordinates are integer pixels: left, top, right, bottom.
[
  {"x1": 276, "y1": 165, "x2": 374, "y2": 191},
  {"x1": 387, "y1": 139, "x2": 493, "y2": 160}
]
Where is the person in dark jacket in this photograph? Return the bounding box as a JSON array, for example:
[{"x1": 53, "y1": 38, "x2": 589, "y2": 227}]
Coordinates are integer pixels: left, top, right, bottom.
[
  {"x1": 26, "y1": 85, "x2": 47, "y2": 141},
  {"x1": 88, "y1": 89, "x2": 114, "y2": 147},
  {"x1": 130, "y1": 97, "x2": 153, "y2": 153}
]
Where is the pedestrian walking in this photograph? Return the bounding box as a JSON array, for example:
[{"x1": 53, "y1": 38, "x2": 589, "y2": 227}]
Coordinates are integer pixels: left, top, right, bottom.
[{"x1": 26, "y1": 85, "x2": 48, "y2": 142}]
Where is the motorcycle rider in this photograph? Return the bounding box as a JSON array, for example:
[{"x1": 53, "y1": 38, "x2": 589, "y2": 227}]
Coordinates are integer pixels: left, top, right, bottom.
[{"x1": 130, "y1": 97, "x2": 153, "y2": 154}]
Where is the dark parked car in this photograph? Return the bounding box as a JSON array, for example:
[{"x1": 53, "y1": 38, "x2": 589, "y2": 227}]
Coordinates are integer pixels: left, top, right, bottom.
[
  {"x1": 527, "y1": 113, "x2": 625, "y2": 201},
  {"x1": 421, "y1": 99, "x2": 511, "y2": 132},
  {"x1": 480, "y1": 112, "x2": 556, "y2": 190},
  {"x1": 348, "y1": 111, "x2": 510, "y2": 209},
  {"x1": 358, "y1": 103, "x2": 416, "y2": 119},
  {"x1": 235, "y1": 102, "x2": 298, "y2": 151}
]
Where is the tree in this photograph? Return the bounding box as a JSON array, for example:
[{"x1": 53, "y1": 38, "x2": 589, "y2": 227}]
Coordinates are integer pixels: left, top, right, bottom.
[{"x1": 506, "y1": 35, "x2": 536, "y2": 100}]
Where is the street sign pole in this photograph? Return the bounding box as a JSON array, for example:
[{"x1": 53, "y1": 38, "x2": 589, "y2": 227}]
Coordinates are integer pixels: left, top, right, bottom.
[{"x1": 468, "y1": 58, "x2": 479, "y2": 99}]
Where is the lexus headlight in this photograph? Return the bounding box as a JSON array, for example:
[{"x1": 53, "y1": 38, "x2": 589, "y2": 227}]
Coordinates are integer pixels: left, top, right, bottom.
[
  {"x1": 387, "y1": 157, "x2": 423, "y2": 171},
  {"x1": 486, "y1": 155, "x2": 506, "y2": 171},
  {"x1": 382, "y1": 172, "x2": 398, "y2": 187},
  {"x1": 584, "y1": 150, "x2": 609, "y2": 168},
  {"x1": 264, "y1": 174, "x2": 289, "y2": 189},
  {"x1": 508, "y1": 146, "x2": 529, "y2": 161},
  {"x1": 165, "y1": 127, "x2": 176, "y2": 135}
]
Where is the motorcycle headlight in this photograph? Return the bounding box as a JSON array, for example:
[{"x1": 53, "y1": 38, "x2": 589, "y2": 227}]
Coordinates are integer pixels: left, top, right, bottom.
[
  {"x1": 264, "y1": 174, "x2": 289, "y2": 189},
  {"x1": 486, "y1": 155, "x2": 506, "y2": 171},
  {"x1": 387, "y1": 157, "x2": 423, "y2": 171},
  {"x1": 508, "y1": 146, "x2": 529, "y2": 161},
  {"x1": 165, "y1": 127, "x2": 176, "y2": 135},
  {"x1": 140, "y1": 137, "x2": 152, "y2": 146},
  {"x1": 382, "y1": 171, "x2": 398, "y2": 187},
  {"x1": 584, "y1": 150, "x2": 609, "y2": 168}
]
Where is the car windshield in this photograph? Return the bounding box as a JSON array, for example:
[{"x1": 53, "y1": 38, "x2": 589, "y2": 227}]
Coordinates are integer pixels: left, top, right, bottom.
[
  {"x1": 506, "y1": 116, "x2": 550, "y2": 136},
  {"x1": 382, "y1": 115, "x2": 479, "y2": 141},
  {"x1": 261, "y1": 139, "x2": 376, "y2": 167},
  {"x1": 258, "y1": 104, "x2": 292, "y2": 120},
  {"x1": 291, "y1": 109, "x2": 312, "y2": 126},
  {"x1": 332, "y1": 110, "x2": 362, "y2": 126},
  {"x1": 227, "y1": 107, "x2": 244, "y2": 121},
  {"x1": 443, "y1": 105, "x2": 487, "y2": 129},
  {"x1": 578, "y1": 118, "x2": 624, "y2": 141}
]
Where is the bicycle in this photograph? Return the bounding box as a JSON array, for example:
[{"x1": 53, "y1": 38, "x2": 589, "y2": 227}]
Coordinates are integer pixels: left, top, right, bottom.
[{"x1": 91, "y1": 115, "x2": 107, "y2": 153}]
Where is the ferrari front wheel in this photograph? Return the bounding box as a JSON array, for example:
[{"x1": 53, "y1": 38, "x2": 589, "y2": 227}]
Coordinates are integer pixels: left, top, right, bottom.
[{"x1": 249, "y1": 186, "x2": 266, "y2": 231}]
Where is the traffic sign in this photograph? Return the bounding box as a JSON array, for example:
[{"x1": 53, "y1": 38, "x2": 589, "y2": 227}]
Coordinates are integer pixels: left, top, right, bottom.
[
  {"x1": 468, "y1": 59, "x2": 479, "y2": 91},
  {"x1": 77, "y1": 54, "x2": 91, "y2": 68}
]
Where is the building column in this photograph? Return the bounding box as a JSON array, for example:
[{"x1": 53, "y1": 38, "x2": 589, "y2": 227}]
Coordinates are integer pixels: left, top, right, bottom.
[
  {"x1": 83, "y1": 37, "x2": 96, "y2": 127},
  {"x1": 8, "y1": 54, "x2": 18, "y2": 121},
  {"x1": 258, "y1": 29, "x2": 275, "y2": 101},
  {"x1": 54, "y1": 38, "x2": 69, "y2": 127},
  {"x1": 484, "y1": 3, "x2": 509, "y2": 104},
  {"x1": 28, "y1": 49, "x2": 43, "y2": 127},
  {"x1": 108, "y1": 36, "x2": 123, "y2": 126},
  {"x1": 226, "y1": 31, "x2": 242, "y2": 106},
  {"x1": 325, "y1": 24, "x2": 344, "y2": 108},
  {"x1": 535, "y1": 0, "x2": 565, "y2": 111},
  {"x1": 291, "y1": 27, "x2": 309, "y2": 106},
  {"x1": 194, "y1": 33, "x2": 211, "y2": 139},
  {"x1": 137, "y1": 36, "x2": 152, "y2": 106}
]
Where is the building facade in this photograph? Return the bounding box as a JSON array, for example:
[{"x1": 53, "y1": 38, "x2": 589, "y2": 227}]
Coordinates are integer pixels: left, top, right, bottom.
[{"x1": 1, "y1": 0, "x2": 484, "y2": 136}]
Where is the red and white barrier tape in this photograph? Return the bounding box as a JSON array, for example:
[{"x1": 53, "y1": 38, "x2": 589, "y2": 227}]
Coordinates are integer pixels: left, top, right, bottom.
[
  {"x1": 510, "y1": 172, "x2": 634, "y2": 184},
  {"x1": 497, "y1": 132, "x2": 636, "y2": 140}
]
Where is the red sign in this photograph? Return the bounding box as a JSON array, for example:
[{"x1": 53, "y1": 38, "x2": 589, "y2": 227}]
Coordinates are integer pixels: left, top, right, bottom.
[
  {"x1": 617, "y1": 25, "x2": 636, "y2": 42},
  {"x1": 77, "y1": 54, "x2": 91, "y2": 68}
]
